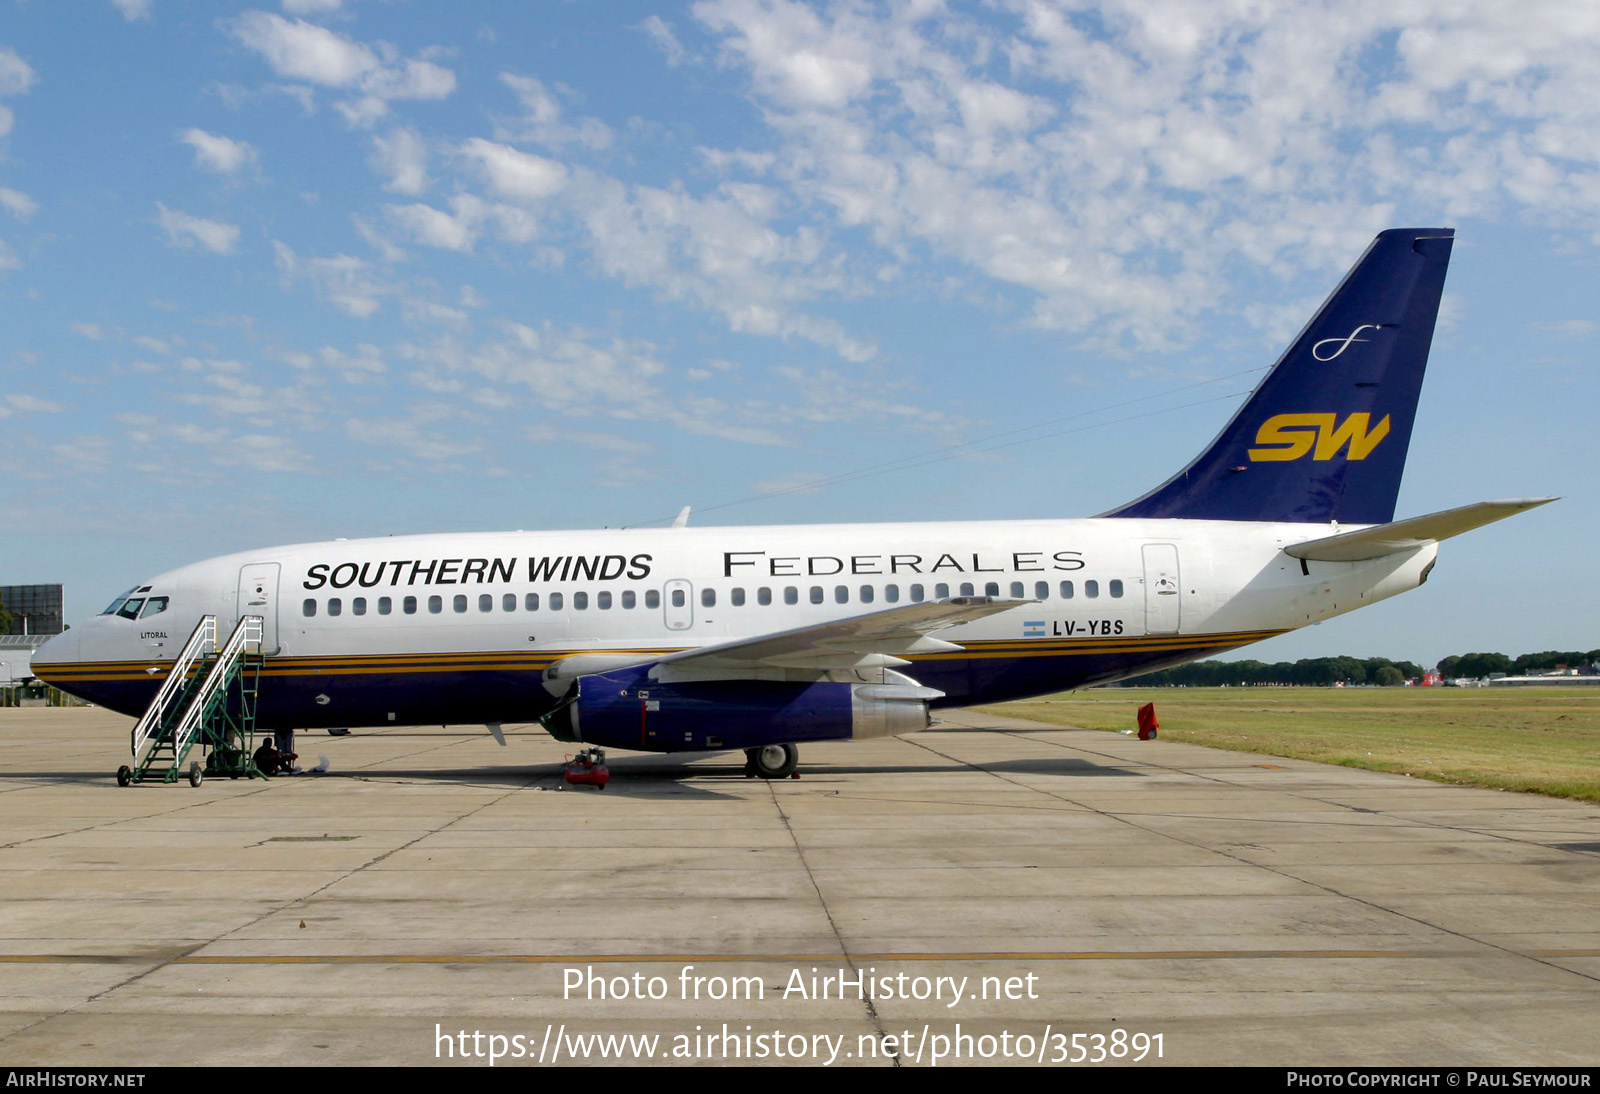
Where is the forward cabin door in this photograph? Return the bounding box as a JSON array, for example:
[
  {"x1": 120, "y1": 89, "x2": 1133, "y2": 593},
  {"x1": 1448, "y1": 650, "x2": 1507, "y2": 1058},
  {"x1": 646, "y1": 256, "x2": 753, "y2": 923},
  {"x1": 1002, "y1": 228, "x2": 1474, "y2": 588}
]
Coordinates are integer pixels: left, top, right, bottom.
[
  {"x1": 236, "y1": 562, "x2": 281, "y2": 655},
  {"x1": 1142, "y1": 544, "x2": 1181, "y2": 636}
]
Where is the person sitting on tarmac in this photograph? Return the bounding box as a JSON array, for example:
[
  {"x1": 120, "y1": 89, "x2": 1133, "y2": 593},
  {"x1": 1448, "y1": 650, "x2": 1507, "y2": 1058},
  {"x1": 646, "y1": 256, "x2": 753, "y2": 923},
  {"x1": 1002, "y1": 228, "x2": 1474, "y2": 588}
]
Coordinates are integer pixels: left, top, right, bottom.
[{"x1": 253, "y1": 736, "x2": 298, "y2": 776}]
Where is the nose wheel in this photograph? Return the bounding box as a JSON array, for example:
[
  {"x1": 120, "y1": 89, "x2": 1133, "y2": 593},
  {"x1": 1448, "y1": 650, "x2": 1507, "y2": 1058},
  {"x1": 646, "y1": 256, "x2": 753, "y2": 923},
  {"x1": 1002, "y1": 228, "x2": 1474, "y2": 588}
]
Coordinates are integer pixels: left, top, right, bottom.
[{"x1": 745, "y1": 743, "x2": 799, "y2": 780}]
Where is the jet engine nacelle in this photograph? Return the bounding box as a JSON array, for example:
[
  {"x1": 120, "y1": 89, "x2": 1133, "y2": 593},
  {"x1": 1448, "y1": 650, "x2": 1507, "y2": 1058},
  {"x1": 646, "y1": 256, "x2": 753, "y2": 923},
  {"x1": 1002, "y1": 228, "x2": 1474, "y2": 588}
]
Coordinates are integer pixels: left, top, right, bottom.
[{"x1": 540, "y1": 664, "x2": 938, "y2": 752}]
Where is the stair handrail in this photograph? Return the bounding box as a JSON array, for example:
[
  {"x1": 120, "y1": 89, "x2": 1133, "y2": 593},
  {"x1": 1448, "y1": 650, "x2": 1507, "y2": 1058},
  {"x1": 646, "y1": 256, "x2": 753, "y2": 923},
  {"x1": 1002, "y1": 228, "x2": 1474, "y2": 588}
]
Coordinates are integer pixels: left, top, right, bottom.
[
  {"x1": 130, "y1": 615, "x2": 217, "y2": 760},
  {"x1": 169, "y1": 616, "x2": 264, "y2": 759}
]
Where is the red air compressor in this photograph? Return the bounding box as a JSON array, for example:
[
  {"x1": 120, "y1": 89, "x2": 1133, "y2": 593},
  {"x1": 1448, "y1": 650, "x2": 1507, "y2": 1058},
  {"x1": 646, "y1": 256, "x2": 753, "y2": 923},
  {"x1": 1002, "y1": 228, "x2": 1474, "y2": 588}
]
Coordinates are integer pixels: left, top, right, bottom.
[{"x1": 563, "y1": 747, "x2": 610, "y2": 789}]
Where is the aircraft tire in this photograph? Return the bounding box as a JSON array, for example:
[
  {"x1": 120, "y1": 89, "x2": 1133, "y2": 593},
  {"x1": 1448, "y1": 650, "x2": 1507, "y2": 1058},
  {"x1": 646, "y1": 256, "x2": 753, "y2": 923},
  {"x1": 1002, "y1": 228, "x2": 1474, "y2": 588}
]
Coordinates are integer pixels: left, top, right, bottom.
[{"x1": 747, "y1": 743, "x2": 799, "y2": 780}]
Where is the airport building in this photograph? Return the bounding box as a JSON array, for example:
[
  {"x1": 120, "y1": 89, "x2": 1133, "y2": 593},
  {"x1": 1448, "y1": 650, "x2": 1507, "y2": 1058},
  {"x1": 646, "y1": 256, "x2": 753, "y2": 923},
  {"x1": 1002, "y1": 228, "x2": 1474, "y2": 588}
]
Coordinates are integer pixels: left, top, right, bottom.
[{"x1": 1, "y1": 583, "x2": 64, "y2": 686}]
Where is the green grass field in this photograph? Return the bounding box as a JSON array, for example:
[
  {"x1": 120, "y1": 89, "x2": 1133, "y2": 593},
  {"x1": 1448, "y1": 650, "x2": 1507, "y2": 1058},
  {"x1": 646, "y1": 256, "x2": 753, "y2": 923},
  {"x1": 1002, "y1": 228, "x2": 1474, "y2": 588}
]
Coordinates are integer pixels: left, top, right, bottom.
[{"x1": 978, "y1": 686, "x2": 1600, "y2": 803}]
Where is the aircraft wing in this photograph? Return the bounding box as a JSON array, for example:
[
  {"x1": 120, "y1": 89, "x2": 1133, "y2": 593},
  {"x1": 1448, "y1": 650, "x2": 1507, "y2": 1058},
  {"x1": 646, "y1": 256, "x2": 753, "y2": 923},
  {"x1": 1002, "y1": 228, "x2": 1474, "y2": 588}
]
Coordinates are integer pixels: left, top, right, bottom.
[
  {"x1": 654, "y1": 596, "x2": 1031, "y2": 671},
  {"x1": 1284, "y1": 498, "x2": 1557, "y2": 562}
]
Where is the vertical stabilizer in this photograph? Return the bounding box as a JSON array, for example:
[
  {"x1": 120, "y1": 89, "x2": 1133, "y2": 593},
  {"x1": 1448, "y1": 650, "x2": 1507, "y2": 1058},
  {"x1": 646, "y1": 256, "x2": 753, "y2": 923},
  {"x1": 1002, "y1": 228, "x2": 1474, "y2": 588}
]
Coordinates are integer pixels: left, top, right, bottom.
[{"x1": 1105, "y1": 228, "x2": 1454, "y2": 524}]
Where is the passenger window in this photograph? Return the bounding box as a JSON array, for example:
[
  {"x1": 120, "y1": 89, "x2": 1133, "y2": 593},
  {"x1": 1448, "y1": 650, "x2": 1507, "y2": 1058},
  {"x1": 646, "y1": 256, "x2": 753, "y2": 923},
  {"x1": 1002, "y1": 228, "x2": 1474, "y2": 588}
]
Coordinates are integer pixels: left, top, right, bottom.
[
  {"x1": 960, "y1": 582, "x2": 975, "y2": 597},
  {"x1": 598, "y1": 591, "x2": 612, "y2": 610},
  {"x1": 702, "y1": 588, "x2": 716, "y2": 608},
  {"x1": 731, "y1": 587, "x2": 745, "y2": 607},
  {"x1": 140, "y1": 597, "x2": 169, "y2": 617},
  {"x1": 328, "y1": 598, "x2": 342, "y2": 617},
  {"x1": 550, "y1": 592, "x2": 564, "y2": 610},
  {"x1": 1010, "y1": 582, "x2": 1024, "y2": 598},
  {"x1": 671, "y1": 589, "x2": 685, "y2": 608},
  {"x1": 378, "y1": 596, "x2": 392, "y2": 615},
  {"x1": 1085, "y1": 580, "x2": 1099, "y2": 599},
  {"x1": 503, "y1": 593, "x2": 516, "y2": 612},
  {"x1": 301, "y1": 599, "x2": 316, "y2": 618},
  {"x1": 479, "y1": 594, "x2": 493, "y2": 612},
  {"x1": 622, "y1": 590, "x2": 636, "y2": 609},
  {"x1": 429, "y1": 596, "x2": 443, "y2": 613},
  {"x1": 1035, "y1": 581, "x2": 1049, "y2": 600},
  {"x1": 353, "y1": 598, "x2": 366, "y2": 616},
  {"x1": 885, "y1": 585, "x2": 899, "y2": 603},
  {"x1": 1059, "y1": 581, "x2": 1074, "y2": 599},
  {"x1": 117, "y1": 598, "x2": 145, "y2": 620},
  {"x1": 810, "y1": 586, "x2": 824, "y2": 605},
  {"x1": 859, "y1": 585, "x2": 874, "y2": 604},
  {"x1": 758, "y1": 587, "x2": 772, "y2": 606},
  {"x1": 1110, "y1": 579, "x2": 1124, "y2": 598},
  {"x1": 526, "y1": 593, "x2": 540, "y2": 611},
  {"x1": 574, "y1": 592, "x2": 589, "y2": 610},
  {"x1": 910, "y1": 584, "x2": 925, "y2": 603},
  {"x1": 835, "y1": 586, "x2": 848, "y2": 604},
  {"x1": 645, "y1": 590, "x2": 659, "y2": 609},
  {"x1": 404, "y1": 596, "x2": 417, "y2": 615},
  {"x1": 784, "y1": 587, "x2": 798, "y2": 605},
  {"x1": 453, "y1": 594, "x2": 468, "y2": 613},
  {"x1": 934, "y1": 583, "x2": 949, "y2": 599},
  {"x1": 984, "y1": 582, "x2": 999, "y2": 597}
]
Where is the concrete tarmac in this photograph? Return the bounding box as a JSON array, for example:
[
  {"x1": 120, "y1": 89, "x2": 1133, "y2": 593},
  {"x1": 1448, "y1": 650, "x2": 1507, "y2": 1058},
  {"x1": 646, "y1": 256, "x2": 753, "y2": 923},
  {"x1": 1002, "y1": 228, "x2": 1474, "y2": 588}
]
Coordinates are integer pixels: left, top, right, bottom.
[{"x1": 1, "y1": 705, "x2": 1598, "y2": 1067}]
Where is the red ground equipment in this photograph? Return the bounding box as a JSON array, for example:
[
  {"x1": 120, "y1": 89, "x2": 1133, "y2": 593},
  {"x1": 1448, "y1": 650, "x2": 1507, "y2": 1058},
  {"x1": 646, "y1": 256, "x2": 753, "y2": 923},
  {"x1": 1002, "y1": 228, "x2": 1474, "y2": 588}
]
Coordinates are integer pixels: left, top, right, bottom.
[
  {"x1": 563, "y1": 747, "x2": 610, "y2": 789},
  {"x1": 1136, "y1": 703, "x2": 1159, "y2": 740}
]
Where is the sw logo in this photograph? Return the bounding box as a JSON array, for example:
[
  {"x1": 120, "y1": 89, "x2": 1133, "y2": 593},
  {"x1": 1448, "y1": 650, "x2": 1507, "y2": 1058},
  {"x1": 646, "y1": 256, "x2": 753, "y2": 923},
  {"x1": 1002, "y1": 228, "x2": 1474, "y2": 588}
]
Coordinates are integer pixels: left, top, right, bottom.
[{"x1": 1248, "y1": 413, "x2": 1391, "y2": 462}]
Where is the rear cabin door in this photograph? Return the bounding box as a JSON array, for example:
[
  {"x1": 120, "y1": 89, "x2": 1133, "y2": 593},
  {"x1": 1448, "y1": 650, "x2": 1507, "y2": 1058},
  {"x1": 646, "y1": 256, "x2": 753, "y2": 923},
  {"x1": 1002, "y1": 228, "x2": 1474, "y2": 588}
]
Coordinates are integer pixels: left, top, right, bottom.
[
  {"x1": 663, "y1": 579, "x2": 693, "y2": 632},
  {"x1": 236, "y1": 563, "x2": 281, "y2": 654},
  {"x1": 1141, "y1": 544, "x2": 1181, "y2": 636}
]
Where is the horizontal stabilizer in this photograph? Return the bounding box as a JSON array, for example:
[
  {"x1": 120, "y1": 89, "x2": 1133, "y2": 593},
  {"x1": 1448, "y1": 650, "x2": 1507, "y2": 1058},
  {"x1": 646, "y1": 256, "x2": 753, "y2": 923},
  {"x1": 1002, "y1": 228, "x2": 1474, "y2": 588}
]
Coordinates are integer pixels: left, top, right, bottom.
[{"x1": 1284, "y1": 498, "x2": 1557, "y2": 562}]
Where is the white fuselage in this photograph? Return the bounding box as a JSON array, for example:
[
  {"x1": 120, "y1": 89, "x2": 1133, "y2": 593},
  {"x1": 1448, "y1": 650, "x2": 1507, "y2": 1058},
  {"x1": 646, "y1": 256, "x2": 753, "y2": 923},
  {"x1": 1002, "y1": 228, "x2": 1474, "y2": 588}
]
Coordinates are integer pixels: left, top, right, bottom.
[{"x1": 33, "y1": 516, "x2": 1435, "y2": 730}]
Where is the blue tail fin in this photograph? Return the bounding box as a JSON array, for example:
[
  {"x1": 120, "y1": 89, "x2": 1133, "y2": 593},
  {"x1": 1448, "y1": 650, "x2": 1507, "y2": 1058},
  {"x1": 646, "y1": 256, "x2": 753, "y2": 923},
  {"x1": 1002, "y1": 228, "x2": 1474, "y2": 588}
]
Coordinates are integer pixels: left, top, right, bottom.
[{"x1": 1104, "y1": 228, "x2": 1454, "y2": 525}]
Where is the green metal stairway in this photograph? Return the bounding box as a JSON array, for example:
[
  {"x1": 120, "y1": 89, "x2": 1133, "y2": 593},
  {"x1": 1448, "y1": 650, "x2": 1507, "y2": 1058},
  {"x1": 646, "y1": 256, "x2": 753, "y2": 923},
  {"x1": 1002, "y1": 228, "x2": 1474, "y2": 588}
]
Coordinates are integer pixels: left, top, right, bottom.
[{"x1": 118, "y1": 614, "x2": 268, "y2": 787}]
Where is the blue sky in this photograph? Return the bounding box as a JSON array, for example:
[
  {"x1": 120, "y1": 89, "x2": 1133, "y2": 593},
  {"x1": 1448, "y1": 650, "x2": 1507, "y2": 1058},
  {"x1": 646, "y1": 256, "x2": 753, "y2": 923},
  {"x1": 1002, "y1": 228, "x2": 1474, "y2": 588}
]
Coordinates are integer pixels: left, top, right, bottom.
[{"x1": 0, "y1": 0, "x2": 1594, "y2": 667}]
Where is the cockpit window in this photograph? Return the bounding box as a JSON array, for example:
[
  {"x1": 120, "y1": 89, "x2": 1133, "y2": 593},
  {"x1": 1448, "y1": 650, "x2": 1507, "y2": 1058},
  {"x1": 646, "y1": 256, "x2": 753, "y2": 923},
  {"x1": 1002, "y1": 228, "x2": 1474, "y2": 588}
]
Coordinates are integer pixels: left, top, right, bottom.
[
  {"x1": 116, "y1": 598, "x2": 146, "y2": 620},
  {"x1": 101, "y1": 586, "x2": 138, "y2": 615},
  {"x1": 139, "y1": 597, "x2": 169, "y2": 618}
]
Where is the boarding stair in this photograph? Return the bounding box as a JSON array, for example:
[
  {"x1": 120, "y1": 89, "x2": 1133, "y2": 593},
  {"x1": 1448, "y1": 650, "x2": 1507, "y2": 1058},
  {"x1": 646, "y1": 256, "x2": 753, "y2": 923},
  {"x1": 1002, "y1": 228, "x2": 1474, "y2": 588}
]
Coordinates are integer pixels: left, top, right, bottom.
[{"x1": 117, "y1": 615, "x2": 268, "y2": 787}]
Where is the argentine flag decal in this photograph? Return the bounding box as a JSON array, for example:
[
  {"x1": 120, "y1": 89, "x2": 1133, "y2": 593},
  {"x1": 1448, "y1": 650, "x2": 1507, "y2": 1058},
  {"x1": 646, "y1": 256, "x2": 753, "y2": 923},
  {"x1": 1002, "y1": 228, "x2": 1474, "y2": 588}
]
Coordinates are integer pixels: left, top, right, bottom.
[{"x1": 1023, "y1": 621, "x2": 1046, "y2": 637}]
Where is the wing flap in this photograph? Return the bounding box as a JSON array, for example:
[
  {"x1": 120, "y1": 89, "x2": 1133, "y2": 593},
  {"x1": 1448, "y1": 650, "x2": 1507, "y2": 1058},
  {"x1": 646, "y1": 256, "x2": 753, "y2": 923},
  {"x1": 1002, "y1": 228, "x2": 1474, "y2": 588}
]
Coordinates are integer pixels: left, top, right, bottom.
[{"x1": 1284, "y1": 498, "x2": 1556, "y2": 562}]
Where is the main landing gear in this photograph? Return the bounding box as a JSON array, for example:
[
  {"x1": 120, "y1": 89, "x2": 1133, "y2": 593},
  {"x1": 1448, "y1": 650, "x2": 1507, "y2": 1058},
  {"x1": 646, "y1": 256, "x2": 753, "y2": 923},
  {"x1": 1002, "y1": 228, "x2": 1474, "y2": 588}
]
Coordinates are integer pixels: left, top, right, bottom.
[{"x1": 744, "y1": 743, "x2": 799, "y2": 780}]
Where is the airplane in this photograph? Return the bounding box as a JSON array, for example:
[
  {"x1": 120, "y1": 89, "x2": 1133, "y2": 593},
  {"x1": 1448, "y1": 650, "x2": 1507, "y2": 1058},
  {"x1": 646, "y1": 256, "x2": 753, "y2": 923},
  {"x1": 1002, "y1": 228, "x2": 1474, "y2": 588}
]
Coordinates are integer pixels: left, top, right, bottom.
[{"x1": 31, "y1": 227, "x2": 1554, "y2": 780}]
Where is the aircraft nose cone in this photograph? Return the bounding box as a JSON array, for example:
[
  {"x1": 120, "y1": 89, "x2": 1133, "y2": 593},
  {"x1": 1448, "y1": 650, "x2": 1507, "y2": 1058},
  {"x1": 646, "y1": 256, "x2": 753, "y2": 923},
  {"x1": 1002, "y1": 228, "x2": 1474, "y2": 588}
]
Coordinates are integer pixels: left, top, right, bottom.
[{"x1": 30, "y1": 631, "x2": 80, "y2": 677}]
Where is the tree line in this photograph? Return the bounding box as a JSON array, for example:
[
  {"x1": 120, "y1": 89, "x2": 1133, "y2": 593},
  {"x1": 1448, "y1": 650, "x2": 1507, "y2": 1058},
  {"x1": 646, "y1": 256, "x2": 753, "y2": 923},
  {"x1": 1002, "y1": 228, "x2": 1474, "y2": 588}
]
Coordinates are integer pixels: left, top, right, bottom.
[{"x1": 1117, "y1": 648, "x2": 1598, "y2": 688}]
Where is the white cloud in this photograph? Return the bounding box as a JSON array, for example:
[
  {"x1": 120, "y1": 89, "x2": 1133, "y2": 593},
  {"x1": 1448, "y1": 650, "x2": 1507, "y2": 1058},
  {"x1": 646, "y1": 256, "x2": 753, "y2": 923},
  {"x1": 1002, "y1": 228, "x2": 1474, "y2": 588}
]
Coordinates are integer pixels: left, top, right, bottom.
[
  {"x1": 6, "y1": 393, "x2": 63, "y2": 414},
  {"x1": 282, "y1": 0, "x2": 342, "y2": 13},
  {"x1": 110, "y1": 0, "x2": 152, "y2": 21},
  {"x1": 0, "y1": 48, "x2": 34, "y2": 96},
  {"x1": 274, "y1": 239, "x2": 388, "y2": 317},
  {"x1": 641, "y1": 16, "x2": 687, "y2": 66},
  {"x1": 672, "y1": 0, "x2": 1600, "y2": 346},
  {"x1": 0, "y1": 238, "x2": 18, "y2": 271},
  {"x1": 72, "y1": 322, "x2": 105, "y2": 340},
  {"x1": 459, "y1": 138, "x2": 567, "y2": 202},
  {"x1": 383, "y1": 199, "x2": 479, "y2": 253},
  {"x1": 494, "y1": 73, "x2": 611, "y2": 150},
  {"x1": 370, "y1": 126, "x2": 429, "y2": 194},
  {"x1": 0, "y1": 47, "x2": 34, "y2": 134},
  {"x1": 155, "y1": 204, "x2": 240, "y2": 254},
  {"x1": 179, "y1": 127, "x2": 257, "y2": 174},
  {"x1": 0, "y1": 188, "x2": 37, "y2": 219},
  {"x1": 230, "y1": 11, "x2": 377, "y2": 87},
  {"x1": 229, "y1": 12, "x2": 455, "y2": 127}
]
